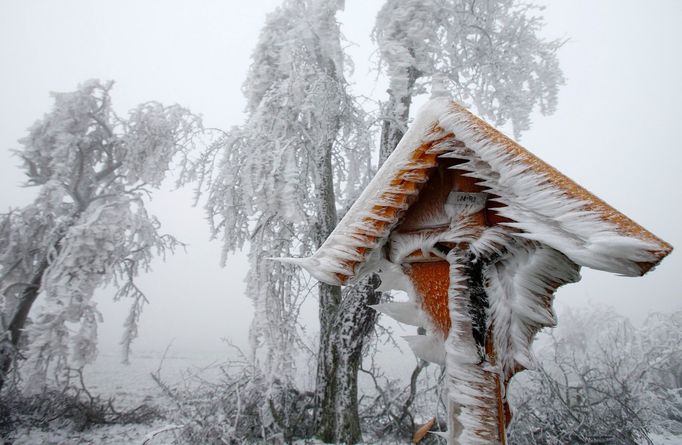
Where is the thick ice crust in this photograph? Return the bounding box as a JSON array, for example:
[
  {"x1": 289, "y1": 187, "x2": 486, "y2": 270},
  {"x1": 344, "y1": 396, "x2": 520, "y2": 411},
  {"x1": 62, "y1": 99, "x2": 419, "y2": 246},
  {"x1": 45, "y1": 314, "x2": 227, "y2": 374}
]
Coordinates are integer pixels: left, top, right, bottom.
[{"x1": 295, "y1": 98, "x2": 670, "y2": 284}]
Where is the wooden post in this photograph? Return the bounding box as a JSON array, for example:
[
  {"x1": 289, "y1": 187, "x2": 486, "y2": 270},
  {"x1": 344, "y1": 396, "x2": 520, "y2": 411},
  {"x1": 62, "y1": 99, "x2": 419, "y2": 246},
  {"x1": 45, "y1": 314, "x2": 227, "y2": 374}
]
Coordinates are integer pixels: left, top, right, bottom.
[{"x1": 396, "y1": 166, "x2": 510, "y2": 444}]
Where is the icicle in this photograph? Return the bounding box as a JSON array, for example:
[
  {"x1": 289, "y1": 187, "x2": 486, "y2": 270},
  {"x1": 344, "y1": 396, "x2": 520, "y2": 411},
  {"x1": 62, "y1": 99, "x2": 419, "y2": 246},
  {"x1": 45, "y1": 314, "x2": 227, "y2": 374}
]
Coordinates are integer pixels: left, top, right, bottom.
[
  {"x1": 484, "y1": 241, "x2": 581, "y2": 378},
  {"x1": 403, "y1": 334, "x2": 446, "y2": 366},
  {"x1": 371, "y1": 301, "x2": 429, "y2": 327},
  {"x1": 270, "y1": 257, "x2": 344, "y2": 285},
  {"x1": 443, "y1": 249, "x2": 503, "y2": 444},
  {"x1": 376, "y1": 259, "x2": 416, "y2": 295}
]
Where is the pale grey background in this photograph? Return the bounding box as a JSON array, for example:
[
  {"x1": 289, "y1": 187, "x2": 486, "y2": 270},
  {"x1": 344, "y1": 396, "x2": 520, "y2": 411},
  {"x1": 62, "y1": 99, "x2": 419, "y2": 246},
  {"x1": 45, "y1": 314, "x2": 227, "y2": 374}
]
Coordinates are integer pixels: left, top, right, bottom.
[{"x1": 0, "y1": 0, "x2": 679, "y2": 358}]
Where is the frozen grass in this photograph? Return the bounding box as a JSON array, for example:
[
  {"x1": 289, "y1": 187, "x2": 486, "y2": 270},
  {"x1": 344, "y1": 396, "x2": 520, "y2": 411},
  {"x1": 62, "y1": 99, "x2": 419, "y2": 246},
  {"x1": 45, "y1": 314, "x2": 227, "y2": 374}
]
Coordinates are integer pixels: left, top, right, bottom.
[
  {"x1": 11, "y1": 422, "x2": 169, "y2": 445},
  {"x1": 6, "y1": 346, "x2": 428, "y2": 444},
  {"x1": 6, "y1": 348, "x2": 228, "y2": 445},
  {"x1": 6, "y1": 344, "x2": 681, "y2": 444}
]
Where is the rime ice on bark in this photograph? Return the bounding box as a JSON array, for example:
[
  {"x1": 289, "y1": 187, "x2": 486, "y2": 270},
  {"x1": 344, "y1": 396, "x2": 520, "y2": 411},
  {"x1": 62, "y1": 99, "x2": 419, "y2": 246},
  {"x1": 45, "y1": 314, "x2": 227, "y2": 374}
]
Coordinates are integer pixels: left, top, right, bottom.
[
  {"x1": 291, "y1": 98, "x2": 672, "y2": 443},
  {"x1": 197, "y1": 0, "x2": 372, "y2": 389}
]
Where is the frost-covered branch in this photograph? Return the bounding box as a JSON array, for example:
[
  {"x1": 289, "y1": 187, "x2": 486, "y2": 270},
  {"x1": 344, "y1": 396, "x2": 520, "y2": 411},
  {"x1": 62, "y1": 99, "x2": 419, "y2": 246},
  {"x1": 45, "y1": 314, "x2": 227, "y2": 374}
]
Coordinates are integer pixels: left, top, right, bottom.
[
  {"x1": 374, "y1": 0, "x2": 565, "y2": 138},
  {"x1": 0, "y1": 79, "x2": 203, "y2": 392},
  {"x1": 508, "y1": 308, "x2": 682, "y2": 444},
  {"x1": 192, "y1": 0, "x2": 374, "y2": 389}
]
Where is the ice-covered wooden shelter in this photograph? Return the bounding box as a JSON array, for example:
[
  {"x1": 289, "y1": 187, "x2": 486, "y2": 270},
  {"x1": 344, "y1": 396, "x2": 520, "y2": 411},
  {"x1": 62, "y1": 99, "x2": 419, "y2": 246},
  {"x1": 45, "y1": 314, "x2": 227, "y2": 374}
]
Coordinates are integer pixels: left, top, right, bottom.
[{"x1": 290, "y1": 98, "x2": 672, "y2": 444}]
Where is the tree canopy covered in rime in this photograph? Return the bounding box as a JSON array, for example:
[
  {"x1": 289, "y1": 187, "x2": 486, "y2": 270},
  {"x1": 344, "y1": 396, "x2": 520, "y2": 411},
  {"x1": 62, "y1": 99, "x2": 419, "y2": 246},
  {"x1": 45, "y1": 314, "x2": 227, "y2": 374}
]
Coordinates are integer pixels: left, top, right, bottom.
[
  {"x1": 0, "y1": 80, "x2": 202, "y2": 392},
  {"x1": 192, "y1": 0, "x2": 567, "y2": 420},
  {"x1": 193, "y1": 0, "x2": 372, "y2": 385},
  {"x1": 374, "y1": 0, "x2": 565, "y2": 137}
]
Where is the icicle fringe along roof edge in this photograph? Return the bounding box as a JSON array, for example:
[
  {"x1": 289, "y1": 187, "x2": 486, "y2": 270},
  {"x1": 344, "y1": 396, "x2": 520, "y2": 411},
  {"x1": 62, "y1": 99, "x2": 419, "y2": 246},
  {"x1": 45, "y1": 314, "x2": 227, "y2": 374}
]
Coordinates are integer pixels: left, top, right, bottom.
[{"x1": 288, "y1": 97, "x2": 672, "y2": 285}]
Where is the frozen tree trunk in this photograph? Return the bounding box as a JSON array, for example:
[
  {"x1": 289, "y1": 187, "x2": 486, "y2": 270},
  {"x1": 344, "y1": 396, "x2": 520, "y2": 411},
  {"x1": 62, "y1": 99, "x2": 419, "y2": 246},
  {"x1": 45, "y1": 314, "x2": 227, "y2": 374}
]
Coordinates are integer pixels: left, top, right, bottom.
[
  {"x1": 379, "y1": 63, "x2": 420, "y2": 164},
  {"x1": 313, "y1": 136, "x2": 342, "y2": 440},
  {"x1": 0, "y1": 257, "x2": 48, "y2": 391},
  {"x1": 315, "y1": 269, "x2": 383, "y2": 444},
  {"x1": 315, "y1": 65, "x2": 420, "y2": 442},
  {"x1": 316, "y1": 274, "x2": 381, "y2": 444},
  {"x1": 315, "y1": 281, "x2": 341, "y2": 440},
  {"x1": 313, "y1": 130, "x2": 382, "y2": 443}
]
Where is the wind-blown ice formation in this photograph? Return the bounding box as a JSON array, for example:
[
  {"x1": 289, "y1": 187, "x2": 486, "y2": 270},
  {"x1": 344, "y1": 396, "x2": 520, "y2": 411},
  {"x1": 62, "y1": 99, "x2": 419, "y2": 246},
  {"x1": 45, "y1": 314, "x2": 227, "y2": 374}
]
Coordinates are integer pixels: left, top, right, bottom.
[
  {"x1": 284, "y1": 98, "x2": 672, "y2": 444},
  {"x1": 292, "y1": 98, "x2": 670, "y2": 286}
]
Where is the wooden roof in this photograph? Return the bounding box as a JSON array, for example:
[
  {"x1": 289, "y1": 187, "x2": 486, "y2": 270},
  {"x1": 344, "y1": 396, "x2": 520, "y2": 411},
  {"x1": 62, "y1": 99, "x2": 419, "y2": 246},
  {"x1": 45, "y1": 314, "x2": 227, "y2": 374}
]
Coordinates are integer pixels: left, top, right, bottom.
[{"x1": 293, "y1": 99, "x2": 672, "y2": 285}]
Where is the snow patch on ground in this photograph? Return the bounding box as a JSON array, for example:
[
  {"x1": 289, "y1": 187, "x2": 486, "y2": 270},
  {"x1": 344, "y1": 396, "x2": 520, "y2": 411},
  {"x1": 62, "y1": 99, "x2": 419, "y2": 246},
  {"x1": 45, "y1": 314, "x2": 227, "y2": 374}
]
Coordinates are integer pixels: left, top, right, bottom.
[
  {"x1": 8, "y1": 348, "x2": 231, "y2": 444},
  {"x1": 649, "y1": 433, "x2": 682, "y2": 445},
  {"x1": 11, "y1": 422, "x2": 169, "y2": 445},
  {"x1": 80, "y1": 349, "x2": 229, "y2": 408}
]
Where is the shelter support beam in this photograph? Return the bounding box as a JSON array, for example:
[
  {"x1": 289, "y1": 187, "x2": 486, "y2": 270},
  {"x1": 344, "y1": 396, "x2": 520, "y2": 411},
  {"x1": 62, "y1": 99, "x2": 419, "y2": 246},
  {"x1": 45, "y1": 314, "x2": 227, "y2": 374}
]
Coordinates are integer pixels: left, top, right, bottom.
[{"x1": 445, "y1": 251, "x2": 507, "y2": 445}]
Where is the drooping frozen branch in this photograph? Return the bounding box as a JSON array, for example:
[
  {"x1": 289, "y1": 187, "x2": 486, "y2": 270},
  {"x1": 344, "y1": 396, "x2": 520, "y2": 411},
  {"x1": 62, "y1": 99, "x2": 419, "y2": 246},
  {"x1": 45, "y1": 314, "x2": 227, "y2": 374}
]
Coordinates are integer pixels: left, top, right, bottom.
[{"x1": 0, "y1": 80, "x2": 202, "y2": 391}]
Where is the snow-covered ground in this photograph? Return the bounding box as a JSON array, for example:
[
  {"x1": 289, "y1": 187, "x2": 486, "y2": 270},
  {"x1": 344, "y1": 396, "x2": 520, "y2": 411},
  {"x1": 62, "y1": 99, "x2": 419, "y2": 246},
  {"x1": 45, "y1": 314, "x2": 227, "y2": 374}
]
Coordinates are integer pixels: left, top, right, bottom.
[
  {"x1": 12, "y1": 422, "x2": 170, "y2": 445},
  {"x1": 9, "y1": 348, "x2": 229, "y2": 445},
  {"x1": 82, "y1": 349, "x2": 229, "y2": 408},
  {"x1": 9, "y1": 347, "x2": 681, "y2": 444},
  {"x1": 8, "y1": 345, "x2": 421, "y2": 444}
]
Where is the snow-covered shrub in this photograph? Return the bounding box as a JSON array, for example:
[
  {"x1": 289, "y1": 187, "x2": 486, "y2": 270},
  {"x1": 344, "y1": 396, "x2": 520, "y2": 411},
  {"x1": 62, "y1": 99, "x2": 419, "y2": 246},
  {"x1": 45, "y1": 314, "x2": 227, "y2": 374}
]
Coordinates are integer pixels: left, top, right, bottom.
[
  {"x1": 0, "y1": 368, "x2": 158, "y2": 438},
  {"x1": 508, "y1": 308, "x2": 682, "y2": 445},
  {"x1": 357, "y1": 355, "x2": 446, "y2": 444},
  {"x1": 151, "y1": 347, "x2": 316, "y2": 444}
]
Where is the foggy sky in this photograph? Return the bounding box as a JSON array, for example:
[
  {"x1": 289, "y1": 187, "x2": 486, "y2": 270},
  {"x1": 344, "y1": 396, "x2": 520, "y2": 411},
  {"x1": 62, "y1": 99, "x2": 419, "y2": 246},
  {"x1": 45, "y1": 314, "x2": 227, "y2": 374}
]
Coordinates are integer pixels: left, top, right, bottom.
[{"x1": 0, "y1": 0, "x2": 679, "y2": 356}]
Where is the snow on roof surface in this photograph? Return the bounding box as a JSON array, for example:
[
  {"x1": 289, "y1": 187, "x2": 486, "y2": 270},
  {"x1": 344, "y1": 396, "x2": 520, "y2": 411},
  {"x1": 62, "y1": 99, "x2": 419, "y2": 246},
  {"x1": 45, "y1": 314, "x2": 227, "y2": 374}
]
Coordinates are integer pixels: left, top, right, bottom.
[{"x1": 294, "y1": 98, "x2": 672, "y2": 285}]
